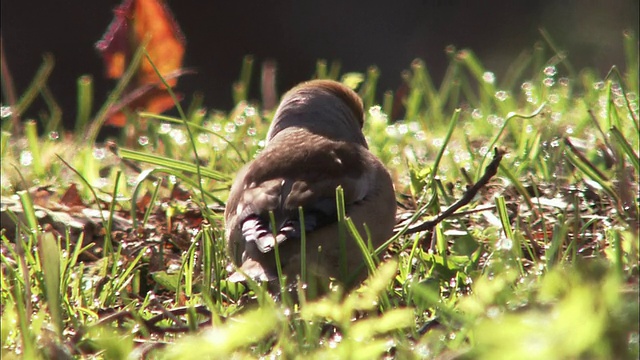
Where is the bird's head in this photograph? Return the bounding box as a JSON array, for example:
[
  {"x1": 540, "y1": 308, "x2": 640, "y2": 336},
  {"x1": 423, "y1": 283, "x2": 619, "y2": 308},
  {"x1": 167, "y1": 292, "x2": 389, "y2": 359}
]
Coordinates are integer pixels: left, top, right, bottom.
[{"x1": 266, "y1": 80, "x2": 368, "y2": 148}]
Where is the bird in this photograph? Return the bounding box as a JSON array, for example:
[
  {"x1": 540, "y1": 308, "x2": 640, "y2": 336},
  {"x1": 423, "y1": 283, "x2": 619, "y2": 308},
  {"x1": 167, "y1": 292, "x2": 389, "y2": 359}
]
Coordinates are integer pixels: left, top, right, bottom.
[{"x1": 224, "y1": 79, "x2": 396, "y2": 293}]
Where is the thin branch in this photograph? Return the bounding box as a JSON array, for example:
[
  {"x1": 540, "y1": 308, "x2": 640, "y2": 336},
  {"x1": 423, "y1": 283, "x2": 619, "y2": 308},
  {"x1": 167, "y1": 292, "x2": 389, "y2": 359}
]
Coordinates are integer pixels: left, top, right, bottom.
[{"x1": 399, "y1": 147, "x2": 505, "y2": 235}]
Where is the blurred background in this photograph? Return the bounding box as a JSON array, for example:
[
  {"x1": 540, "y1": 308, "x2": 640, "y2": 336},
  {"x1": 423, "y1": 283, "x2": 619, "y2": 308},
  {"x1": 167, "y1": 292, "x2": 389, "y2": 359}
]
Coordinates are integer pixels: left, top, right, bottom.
[{"x1": 1, "y1": 0, "x2": 638, "y2": 127}]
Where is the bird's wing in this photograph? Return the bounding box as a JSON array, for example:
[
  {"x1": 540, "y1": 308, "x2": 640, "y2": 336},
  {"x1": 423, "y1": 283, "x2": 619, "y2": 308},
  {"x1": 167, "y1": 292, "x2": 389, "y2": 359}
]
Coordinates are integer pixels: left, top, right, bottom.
[{"x1": 225, "y1": 136, "x2": 371, "y2": 256}]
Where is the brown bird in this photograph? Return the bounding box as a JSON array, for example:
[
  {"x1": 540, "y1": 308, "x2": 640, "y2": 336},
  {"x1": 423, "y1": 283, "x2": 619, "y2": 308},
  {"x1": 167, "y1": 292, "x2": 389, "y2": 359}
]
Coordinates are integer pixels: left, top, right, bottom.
[{"x1": 224, "y1": 79, "x2": 396, "y2": 293}]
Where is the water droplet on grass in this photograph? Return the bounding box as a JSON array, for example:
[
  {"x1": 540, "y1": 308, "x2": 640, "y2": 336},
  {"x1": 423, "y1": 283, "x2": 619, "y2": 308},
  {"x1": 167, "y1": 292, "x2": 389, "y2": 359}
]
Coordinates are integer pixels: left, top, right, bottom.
[
  {"x1": 495, "y1": 91, "x2": 508, "y2": 101},
  {"x1": 487, "y1": 115, "x2": 504, "y2": 127},
  {"x1": 197, "y1": 133, "x2": 209, "y2": 143},
  {"x1": 543, "y1": 66, "x2": 556, "y2": 76},
  {"x1": 482, "y1": 71, "x2": 495, "y2": 84},
  {"x1": 170, "y1": 129, "x2": 187, "y2": 145},
  {"x1": 159, "y1": 122, "x2": 172, "y2": 134},
  {"x1": 244, "y1": 106, "x2": 256, "y2": 117},
  {"x1": 224, "y1": 122, "x2": 237, "y2": 134},
  {"x1": 0, "y1": 106, "x2": 12, "y2": 118},
  {"x1": 234, "y1": 116, "x2": 246, "y2": 126},
  {"x1": 496, "y1": 237, "x2": 513, "y2": 250},
  {"x1": 521, "y1": 82, "x2": 533, "y2": 91},
  {"x1": 138, "y1": 136, "x2": 149, "y2": 146},
  {"x1": 20, "y1": 151, "x2": 33, "y2": 166},
  {"x1": 385, "y1": 125, "x2": 398, "y2": 137},
  {"x1": 93, "y1": 147, "x2": 106, "y2": 160},
  {"x1": 486, "y1": 306, "x2": 500, "y2": 318}
]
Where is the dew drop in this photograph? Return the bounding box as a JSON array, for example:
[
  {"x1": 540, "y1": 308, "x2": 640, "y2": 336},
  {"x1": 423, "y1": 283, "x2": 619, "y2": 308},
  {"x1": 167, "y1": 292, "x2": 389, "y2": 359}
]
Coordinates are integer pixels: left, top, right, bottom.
[
  {"x1": 521, "y1": 82, "x2": 533, "y2": 91},
  {"x1": 543, "y1": 77, "x2": 555, "y2": 87},
  {"x1": 95, "y1": 177, "x2": 109, "y2": 188},
  {"x1": 614, "y1": 97, "x2": 625, "y2": 107},
  {"x1": 234, "y1": 116, "x2": 246, "y2": 126},
  {"x1": 397, "y1": 123, "x2": 408, "y2": 135},
  {"x1": 385, "y1": 124, "x2": 398, "y2": 137},
  {"x1": 496, "y1": 237, "x2": 513, "y2": 250},
  {"x1": 486, "y1": 306, "x2": 500, "y2": 318},
  {"x1": 20, "y1": 151, "x2": 33, "y2": 166},
  {"x1": 197, "y1": 133, "x2": 209, "y2": 144},
  {"x1": 482, "y1": 71, "x2": 495, "y2": 84},
  {"x1": 495, "y1": 90, "x2": 508, "y2": 101},
  {"x1": 543, "y1": 66, "x2": 557, "y2": 77},
  {"x1": 170, "y1": 129, "x2": 187, "y2": 145},
  {"x1": 159, "y1": 122, "x2": 172, "y2": 134},
  {"x1": 487, "y1": 115, "x2": 504, "y2": 127},
  {"x1": 48, "y1": 131, "x2": 60, "y2": 140},
  {"x1": 224, "y1": 122, "x2": 237, "y2": 134},
  {"x1": 0, "y1": 106, "x2": 12, "y2": 119},
  {"x1": 138, "y1": 136, "x2": 149, "y2": 146},
  {"x1": 93, "y1": 147, "x2": 106, "y2": 160}
]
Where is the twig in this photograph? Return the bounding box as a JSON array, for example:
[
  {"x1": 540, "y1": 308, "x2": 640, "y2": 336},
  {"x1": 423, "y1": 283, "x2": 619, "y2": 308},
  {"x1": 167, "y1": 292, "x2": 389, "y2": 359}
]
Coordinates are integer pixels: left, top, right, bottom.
[{"x1": 400, "y1": 147, "x2": 505, "y2": 235}]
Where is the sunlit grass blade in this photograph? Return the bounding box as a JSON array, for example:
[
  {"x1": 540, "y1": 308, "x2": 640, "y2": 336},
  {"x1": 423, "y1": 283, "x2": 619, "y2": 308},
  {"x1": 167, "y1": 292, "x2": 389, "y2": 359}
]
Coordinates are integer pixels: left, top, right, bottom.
[
  {"x1": 610, "y1": 126, "x2": 640, "y2": 173},
  {"x1": 25, "y1": 120, "x2": 44, "y2": 178},
  {"x1": 118, "y1": 147, "x2": 229, "y2": 181},
  {"x1": 299, "y1": 206, "x2": 307, "y2": 285},
  {"x1": 39, "y1": 231, "x2": 63, "y2": 338},
  {"x1": 40, "y1": 84, "x2": 62, "y2": 133},
  {"x1": 233, "y1": 55, "x2": 254, "y2": 104},
  {"x1": 75, "y1": 75, "x2": 94, "y2": 132},
  {"x1": 336, "y1": 186, "x2": 348, "y2": 281},
  {"x1": 14, "y1": 53, "x2": 55, "y2": 118},
  {"x1": 143, "y1": 49, "x2": 209, "y2": 212},
  {"x1": 622, "y1": 30, "x2": 638, "y2": 91},
  {"x1": 268, "y1": 210, "x2": 286, "y2": 294}
]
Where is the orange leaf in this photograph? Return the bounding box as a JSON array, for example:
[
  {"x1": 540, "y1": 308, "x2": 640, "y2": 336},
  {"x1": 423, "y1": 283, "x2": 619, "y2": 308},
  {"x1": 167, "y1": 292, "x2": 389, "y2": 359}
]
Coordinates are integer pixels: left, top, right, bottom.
[
  {"x1": 133, "y1": 0, "x2": 185, "y2": 87},
  {"x1": 96, "y1": 0, "x2": 187, "y2": 127}
]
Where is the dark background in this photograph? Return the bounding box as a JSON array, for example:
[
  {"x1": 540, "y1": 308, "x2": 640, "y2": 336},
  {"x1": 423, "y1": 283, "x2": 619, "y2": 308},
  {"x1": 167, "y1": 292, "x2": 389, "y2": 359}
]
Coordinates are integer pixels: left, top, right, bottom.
[{"x1": 1, "y1": 1, "x2": 638, "y2": 127}]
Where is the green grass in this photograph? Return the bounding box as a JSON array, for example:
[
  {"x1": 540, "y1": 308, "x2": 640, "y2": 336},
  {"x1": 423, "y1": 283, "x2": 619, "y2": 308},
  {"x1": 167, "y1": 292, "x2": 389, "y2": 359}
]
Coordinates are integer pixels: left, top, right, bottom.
[{"x1": 1, "y1": 31, "x2": 639, "y2": 359}]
